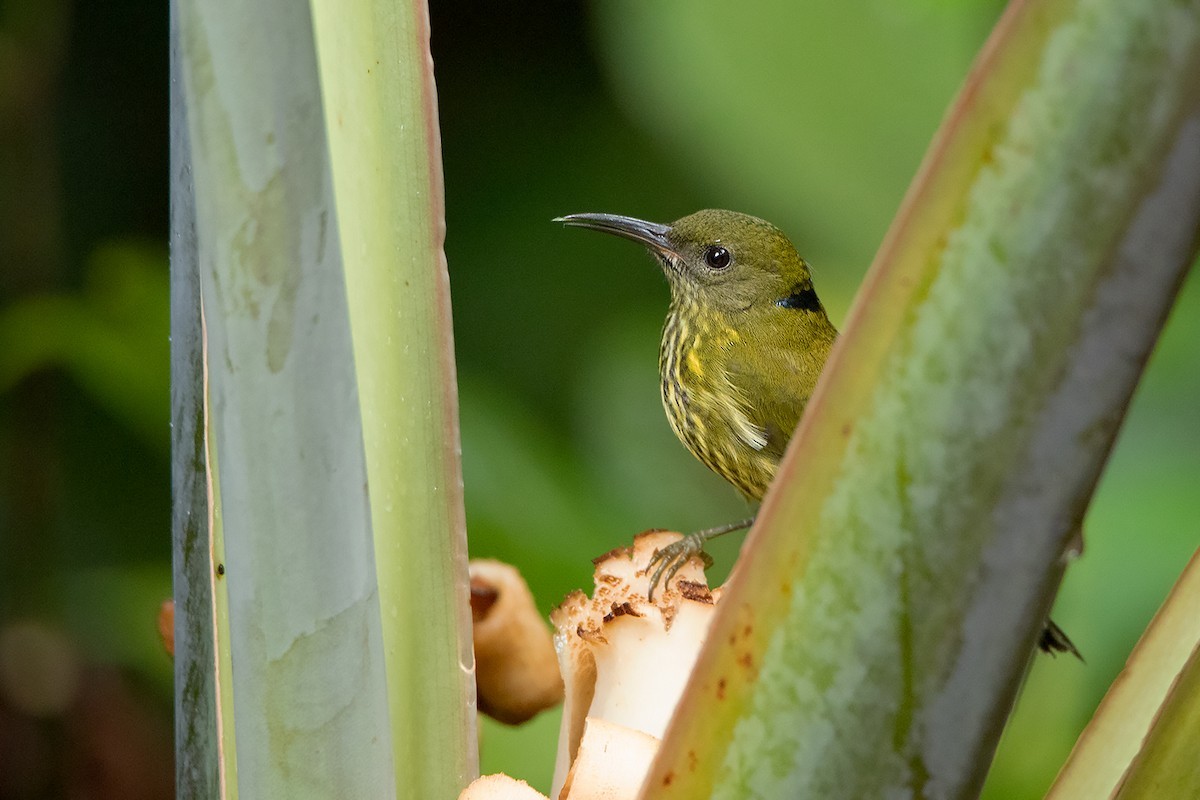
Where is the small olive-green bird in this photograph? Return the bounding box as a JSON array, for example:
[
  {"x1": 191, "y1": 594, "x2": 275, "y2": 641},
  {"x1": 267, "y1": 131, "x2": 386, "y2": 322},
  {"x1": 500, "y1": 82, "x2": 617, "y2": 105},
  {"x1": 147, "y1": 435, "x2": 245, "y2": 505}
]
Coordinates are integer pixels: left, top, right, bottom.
[
  {"x1": 555, "y1": 209, "x2": 1076, "y2": 656},
  {"x1": 555, "y1": 210, "x2": 834, "y2": 583}
]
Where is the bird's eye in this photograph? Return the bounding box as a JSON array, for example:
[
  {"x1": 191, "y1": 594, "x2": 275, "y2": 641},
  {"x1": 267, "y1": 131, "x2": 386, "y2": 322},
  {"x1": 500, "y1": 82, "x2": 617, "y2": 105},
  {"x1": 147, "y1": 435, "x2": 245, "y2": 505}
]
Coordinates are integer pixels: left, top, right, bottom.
[{"x1": 704, "y1": 245, "x2": 731, "y2": 269}]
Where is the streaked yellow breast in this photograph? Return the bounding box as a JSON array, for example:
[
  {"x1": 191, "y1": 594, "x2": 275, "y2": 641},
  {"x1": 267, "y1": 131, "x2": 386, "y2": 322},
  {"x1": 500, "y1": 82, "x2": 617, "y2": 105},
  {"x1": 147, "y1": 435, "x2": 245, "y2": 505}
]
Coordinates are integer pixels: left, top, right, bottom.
[{"x1": 659, "y1": 306, "x2": 777, "y2": 501}]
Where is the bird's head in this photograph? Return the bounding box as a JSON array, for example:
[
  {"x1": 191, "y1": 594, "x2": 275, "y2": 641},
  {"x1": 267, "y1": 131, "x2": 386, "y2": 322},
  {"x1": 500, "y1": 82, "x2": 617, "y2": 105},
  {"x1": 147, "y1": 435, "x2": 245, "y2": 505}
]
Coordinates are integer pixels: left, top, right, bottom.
[{"x1": 555, "y1": 209, "x2": 823, "y2": 317}]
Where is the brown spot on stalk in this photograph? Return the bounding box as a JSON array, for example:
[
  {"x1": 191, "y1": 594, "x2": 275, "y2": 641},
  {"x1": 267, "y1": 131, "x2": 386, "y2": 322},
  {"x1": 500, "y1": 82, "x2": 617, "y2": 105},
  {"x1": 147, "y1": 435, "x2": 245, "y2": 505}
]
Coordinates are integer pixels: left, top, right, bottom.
[
  {"x1": 577, "y1": 624, "x2": 606, "y2": 645},
  {"x1": 678, "y1": 581, "x2": 713, "y2": 603},
  {"x1": 602, "y1": 602, "x2": 641, "y2": 623}
]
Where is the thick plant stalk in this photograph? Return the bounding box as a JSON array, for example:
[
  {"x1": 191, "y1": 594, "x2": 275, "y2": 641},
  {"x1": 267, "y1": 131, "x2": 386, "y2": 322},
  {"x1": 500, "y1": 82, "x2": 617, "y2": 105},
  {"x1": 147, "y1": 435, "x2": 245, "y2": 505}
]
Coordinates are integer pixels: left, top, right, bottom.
[
  {"x1": 171, "y1": 0, "x2": 474, "y2": 797},
  {"x1": 310, "y1": 0, "x2": 476, "y2": 790},
  {"x1": 640, "y1": 1, "x2": 1200, "y2": 798},
  {"x1": 170, "y1": 5, "x2": 220, "y2": 793}
]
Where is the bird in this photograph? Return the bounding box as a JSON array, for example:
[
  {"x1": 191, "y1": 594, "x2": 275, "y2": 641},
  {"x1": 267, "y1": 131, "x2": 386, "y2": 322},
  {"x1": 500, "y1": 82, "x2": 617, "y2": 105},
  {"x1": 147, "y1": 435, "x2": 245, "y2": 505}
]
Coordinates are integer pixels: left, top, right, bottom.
[{"x1": 554, "y1": 209, "x2": 1078, "y2": 657}]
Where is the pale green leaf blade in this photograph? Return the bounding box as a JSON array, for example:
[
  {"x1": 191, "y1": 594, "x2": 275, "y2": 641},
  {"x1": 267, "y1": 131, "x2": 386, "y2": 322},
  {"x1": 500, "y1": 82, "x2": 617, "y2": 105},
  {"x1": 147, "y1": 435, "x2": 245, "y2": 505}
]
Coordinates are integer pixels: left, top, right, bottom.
[
  {"x1": 1115, "y1": 639, "x2": 1200, "y2": 798},
  {"x1": 1047, "y1": 549, "x2": 1200, "y2": 799},
  {"x1": 173, "y1": 0, "x2": 473, "y2": 796},
  {"x1": 641, "y1": 1, "x2": 1200, "y2": 797},
  {"x1": 311, "y1": 0, "x2": 477, "y2": 794}
]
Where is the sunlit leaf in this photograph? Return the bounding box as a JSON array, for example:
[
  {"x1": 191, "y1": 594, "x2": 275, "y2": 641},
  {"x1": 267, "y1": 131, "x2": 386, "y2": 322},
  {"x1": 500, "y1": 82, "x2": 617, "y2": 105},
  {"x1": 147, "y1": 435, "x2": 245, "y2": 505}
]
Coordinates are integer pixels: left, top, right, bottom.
[
  {"x1": 171, "y1": 0, "x2": 474, "y2": 796},
  {"x1": 640, "y1": 1, "x2": 1200, "y2": 796}
]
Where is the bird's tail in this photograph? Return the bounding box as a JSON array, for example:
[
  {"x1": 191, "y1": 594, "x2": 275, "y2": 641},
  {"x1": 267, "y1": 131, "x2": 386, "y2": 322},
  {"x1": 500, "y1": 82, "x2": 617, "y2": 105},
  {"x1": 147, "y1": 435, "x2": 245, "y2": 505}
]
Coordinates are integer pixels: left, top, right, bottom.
[{"x1": 1039, "y1": 619, "x2": 1083, "y2": 661}]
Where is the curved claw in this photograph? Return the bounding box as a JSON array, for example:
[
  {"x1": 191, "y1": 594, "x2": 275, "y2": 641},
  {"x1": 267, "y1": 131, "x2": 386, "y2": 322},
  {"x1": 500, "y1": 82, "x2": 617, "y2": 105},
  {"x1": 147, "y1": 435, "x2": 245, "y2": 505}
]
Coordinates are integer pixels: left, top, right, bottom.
[{"x1": 646, "y1": 533, "x2": 712, "y2": 601}]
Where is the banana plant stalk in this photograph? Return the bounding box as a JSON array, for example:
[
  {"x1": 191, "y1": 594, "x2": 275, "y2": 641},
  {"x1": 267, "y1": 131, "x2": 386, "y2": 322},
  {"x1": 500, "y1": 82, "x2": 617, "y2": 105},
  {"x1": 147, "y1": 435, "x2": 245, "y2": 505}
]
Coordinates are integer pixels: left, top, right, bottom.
[
  {"x1": 641, "y1": 1, "x2": 1200, "y2": 797},
  {"x1": 170, "y1": 0, "x2": 475, "y2": 797}
]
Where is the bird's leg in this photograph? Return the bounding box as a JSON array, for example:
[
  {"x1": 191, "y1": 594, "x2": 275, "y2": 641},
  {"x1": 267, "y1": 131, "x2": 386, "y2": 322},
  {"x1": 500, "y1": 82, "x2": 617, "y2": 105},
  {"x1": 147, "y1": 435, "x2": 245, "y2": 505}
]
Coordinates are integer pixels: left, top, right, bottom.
[{"x1": 646, "y1": 516, "x2": 756, "y2": 601}]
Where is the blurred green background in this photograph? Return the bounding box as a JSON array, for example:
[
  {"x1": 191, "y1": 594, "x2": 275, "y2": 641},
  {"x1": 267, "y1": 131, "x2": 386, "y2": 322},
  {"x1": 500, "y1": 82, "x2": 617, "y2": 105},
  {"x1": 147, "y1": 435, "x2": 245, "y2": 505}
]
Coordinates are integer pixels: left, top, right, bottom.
[{"x1": 0, "y1": 0, "x2": 1196, "y2": 796}]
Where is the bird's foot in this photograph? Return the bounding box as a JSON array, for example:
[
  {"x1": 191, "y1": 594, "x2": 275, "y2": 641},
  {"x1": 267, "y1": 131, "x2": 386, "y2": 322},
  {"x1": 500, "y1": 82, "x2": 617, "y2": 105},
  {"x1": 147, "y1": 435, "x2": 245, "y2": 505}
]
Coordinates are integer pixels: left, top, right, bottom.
[
  {"x1": 646, "y1": 533, "x2": 713, "y2": 602},
  {"x1": 644, "y1": 516, "x2": 755, "y2": 601}
]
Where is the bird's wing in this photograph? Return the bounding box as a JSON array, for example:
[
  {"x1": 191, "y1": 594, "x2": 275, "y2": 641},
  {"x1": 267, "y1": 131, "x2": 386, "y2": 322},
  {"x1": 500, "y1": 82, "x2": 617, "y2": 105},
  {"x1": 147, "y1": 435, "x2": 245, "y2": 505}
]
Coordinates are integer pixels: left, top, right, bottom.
[{"x1": 722, "y1": 346, "x2": 815, "y2": 463}]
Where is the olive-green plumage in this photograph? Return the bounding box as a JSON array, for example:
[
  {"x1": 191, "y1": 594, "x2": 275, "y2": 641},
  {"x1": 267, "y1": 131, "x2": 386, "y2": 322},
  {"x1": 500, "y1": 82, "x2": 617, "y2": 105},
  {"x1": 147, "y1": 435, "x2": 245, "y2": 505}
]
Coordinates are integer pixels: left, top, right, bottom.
[
  {"x1": 557, "y1": 209, "x2": 837, "y2": 502},
  {"x1": 556, "y1": 208, "x2": 1080, "y2": 657}
]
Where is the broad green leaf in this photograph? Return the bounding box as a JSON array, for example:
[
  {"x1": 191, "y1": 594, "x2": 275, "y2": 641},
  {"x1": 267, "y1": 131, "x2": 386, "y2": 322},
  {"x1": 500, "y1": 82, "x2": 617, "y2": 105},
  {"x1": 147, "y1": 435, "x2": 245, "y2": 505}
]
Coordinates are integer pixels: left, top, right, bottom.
[
  {"x1": 171, "y1": 0, "x2": 474, "y2": 796},
  {"x1": 640, "y1": 1, "x2": 1200, "y2": 797},
  {"x1": 310, "y1": 0, "x2": 476, "y2": 791}
]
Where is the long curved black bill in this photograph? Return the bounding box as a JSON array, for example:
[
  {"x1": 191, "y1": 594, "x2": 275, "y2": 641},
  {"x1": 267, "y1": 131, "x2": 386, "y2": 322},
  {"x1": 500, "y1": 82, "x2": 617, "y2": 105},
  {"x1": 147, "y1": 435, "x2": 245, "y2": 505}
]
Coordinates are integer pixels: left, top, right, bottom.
[{"x1": 553, "y1": 213, "x2": 676, "y2": 257}]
